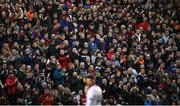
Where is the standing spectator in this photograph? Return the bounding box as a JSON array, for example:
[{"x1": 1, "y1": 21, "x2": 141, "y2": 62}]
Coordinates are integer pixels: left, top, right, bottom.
[{"x1": 85, "y1": 74, "x2": 102, "y2": 106}]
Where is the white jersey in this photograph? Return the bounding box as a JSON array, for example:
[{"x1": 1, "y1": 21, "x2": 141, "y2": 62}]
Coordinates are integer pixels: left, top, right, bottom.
[{"x1": 86, "y1": 85, "x2": 102, "y2": 106}]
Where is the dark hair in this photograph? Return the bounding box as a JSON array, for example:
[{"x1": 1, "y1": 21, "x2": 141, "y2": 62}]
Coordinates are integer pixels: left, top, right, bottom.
[{"x1": 86, "y1": 74, "x2": 95, "y2": 79}]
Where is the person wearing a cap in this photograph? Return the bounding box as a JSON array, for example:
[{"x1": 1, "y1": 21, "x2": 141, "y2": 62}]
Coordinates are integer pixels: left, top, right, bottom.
[{"x1": 85, "y1": 74, "x2": 102, "y2": 106}]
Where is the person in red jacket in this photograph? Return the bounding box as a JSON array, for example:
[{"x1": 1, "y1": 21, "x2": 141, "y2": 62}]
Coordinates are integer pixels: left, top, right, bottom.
[
  {"x1": 106, "y1": 48, "x2": 114, "y2": 60},
  {"x1": 139, "y1": 18, "x2": 150, "y2": 31},
  {"x1": 5, "y1": 72, "x2": 18, "y2": 104},
  {"x1": 40, "y1": 88, "x2": 54, "y2": 105},
  {"x1": 58, "y1": 50, "x2": 70, "y2": 69}
]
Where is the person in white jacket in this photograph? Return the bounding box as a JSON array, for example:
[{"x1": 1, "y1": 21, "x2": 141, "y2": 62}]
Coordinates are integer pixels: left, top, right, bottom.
[{"x1": 85, "y1": 74, "x2": 102, "y2": 106}]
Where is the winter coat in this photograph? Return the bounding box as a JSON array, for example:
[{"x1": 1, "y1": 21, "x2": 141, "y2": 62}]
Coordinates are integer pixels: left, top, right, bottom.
[
  {"x1": 53, "y1": 69, "x2": 64, "y2": 85},
  {"x1": 58, "y1": 56, "x2": 69, "y2": 69},
  {"x1": 6, "y1": 75, "x2": 18, "y2": 95},
  {"x1": 40, "y1": 93, "x2": 54, "y2": 105}
]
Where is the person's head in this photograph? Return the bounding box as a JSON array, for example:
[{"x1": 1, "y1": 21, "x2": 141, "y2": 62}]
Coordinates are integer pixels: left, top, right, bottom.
[
  {"x1": 90, "y1": 24, "x2": 94, "y2": 29},
  {"x1": 51, "y1": 57, "x2": 57, "y2": 64},
  {"x1": 33, "y1": 88, "x2": 40, "y2": 95},
  {"x1": 2, "y1": 11, "x2": 6, "y2": 18},
  {"x1": 145, "y1": 53, "x2": 151, "y2": 60},
  {"x1": 25, "y1": 48, "x2": 31, "y2": 55},
  {"x1": 140, "y1": 69, "x2": 145, "y2": 75},
  {"x1": 40, "y1": 39, "x2": 45, "y2": 45},
  {"x1": 84, "y1": 42, "x2": 88, "y2": 48},
  {"x1": 86, "y1": 74, "x2": 96, "y2": 87},
  {"x1": 166, "y1": 78, "x2": 171, "y2": 85},
  {"x1": 63, "y1": 40, "x2": 69, "y2": 47},
  {"x1": 152, "y1": 89, "x2": 157, "y2": 96},
  {"x1": 74, "y1": 59, "x2": 79, "y2": 66},
  {"x1": 146, "y1": 94, "x2": 152, "y2": 100},
  {"x1": 131, "y1": 86, "x2": 139, "y2": 94},
  {"x1": 60, "y1": 50, "x2": 65, "y2": 55},
  {"x1": 88, "y1": 65, "x2": 94, "y2": 71},
  {"x1": 102, "y1": 78, "x2": 107, "y2": 85},
  {"x1": 44, "y1": 34, "x2": 49, "y2": 39},
  {"x1": 112, "y1": 55, "x2": 116, "y2": 60},
  {"x1": 72, "y1": 48, "x2": 78, "y2": 54},
  {"x1": 2, "y1": 62, "x2": 7, "y2": 70},
  {"x1": 80, "y1": 32, "x2": 85, "y2": 38},
  {"x1": 97, "y1": 61, "x2": 102, "y2": 66},
  {"x1": 73, "y1": 71, "x2": 78, "y2": 77},
  {"x1": 78, "y1": 90, "x2": 83, "y2": 95},
  {"x1": 80, "y1": 62, "x2": 85, "y2": 69},
  {"x1": 3, "y1": 43, "x2": 9, "y2": 49},
  {"x1": 122, "y1": 28, "x2": 127, "y2": 34},
  {"x1": 9, "y1": 64, "x2": 14, "y2": 70},
  {"x1": 34, "y1": 64, "x2": 40, "y2": 70},
  {"x1": 44, "y1": 88, "x2": 50, "y2": 94},
  {"x1": 136, "y1": 29, "x2": 140, "y2": 35},
  {"x1": 63, "y1": 87, "x2": 71, "y2": 95},
  {"x1": 69, "y1": 62, "x2": 74, "y2": 69},
  {"x1": 9, "y1": 72, "x2": 15, "y2": 78},
  {"x1": 90, "y1": 37, "x2": 95, "y2": 42},
  {"x1": 60, "y1": 0, "x2": 64, "y2": 3},
  {"x1": 26, "y1": 65, "x2": 32, "y2": 72},
  {"x1": 86, "y1": 57, "x2": 91, "y2": 63},
  {"x1": 20, "y1": 64, "x2": 26, "y2": 70},
  {"x1": 127, "y1": 69, "x2": 132, "y2": 75}
]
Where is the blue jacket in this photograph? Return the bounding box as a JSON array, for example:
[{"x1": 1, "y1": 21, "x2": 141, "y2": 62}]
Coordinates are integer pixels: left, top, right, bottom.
[
  {"x1": 60, "y1": 19, "x2": 74, "y2": 32},
  {"x1": 88, "y1": 41, "x2": 98, "y2": 51},
  {"x1": 144, "y1": 100, "x2": 152, "y2": 106},
  {"x1": 53, "y1": 69, "x2": 64, "y2": 85}
]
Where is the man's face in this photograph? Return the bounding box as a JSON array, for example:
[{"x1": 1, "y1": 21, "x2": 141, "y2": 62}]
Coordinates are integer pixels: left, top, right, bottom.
[
  {"x1": 90, "y1": 37, "x2": 94, "y2": 42},
  {"x1": 84, "y1": 42, "x2": 88, "y2": 48},
  {"x1": 80, "y1": 63, "x2": 85, "y2": 69},
  {"x1": 86, "y1": 78, "x2": 94, "y2": 86},
  {"x1": 34, "y1": 89, "x2": 40, "y2": 95},
  {"x1": 69, "y1": 63, "x2": 74, "y2": 69},
  {"x1": 136, "y1": 30, "x2": 140, "y2": 34},
  {"x1": 21, "y1": 64, "x2": 26, "y2": 70},
  {"x1": 2, "y1": 63, "x2": 7, "y2": 70}
]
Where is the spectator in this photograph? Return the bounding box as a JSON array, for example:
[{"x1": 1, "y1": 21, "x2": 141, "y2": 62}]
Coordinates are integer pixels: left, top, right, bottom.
[
  {"x1": 40, "y1": 87, "x2": 54, "y2": 105},
  {"x1": 58, "y1": 50, "x2": 70, "y2": 69},
  {"x1": 53, "y1": 64, "x2": 64, "y2": 86},
  {"x1": 6, "y1": 72, "x2": 18, "y2": 104}
]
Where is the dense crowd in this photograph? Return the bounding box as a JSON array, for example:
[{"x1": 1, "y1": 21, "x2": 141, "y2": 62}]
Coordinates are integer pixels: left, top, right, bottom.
[{"x1": 0, "y1": 0, "x2": 180, "y2": 105}]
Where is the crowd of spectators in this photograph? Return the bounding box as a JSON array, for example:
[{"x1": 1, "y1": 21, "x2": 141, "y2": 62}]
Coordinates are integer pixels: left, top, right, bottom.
[{"x1": 0, "y1": 0, "x2": 180, "y2": 105}]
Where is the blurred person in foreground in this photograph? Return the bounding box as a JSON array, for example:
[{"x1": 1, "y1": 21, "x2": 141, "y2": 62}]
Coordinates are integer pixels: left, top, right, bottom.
[{"x1": 85, "y1": 74, "x2": 102, "y2": 106}]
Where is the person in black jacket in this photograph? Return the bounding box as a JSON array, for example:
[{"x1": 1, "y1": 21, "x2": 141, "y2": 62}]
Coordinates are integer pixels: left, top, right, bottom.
[{"x1": 32, "y1": 88, "x2": 41, "y2": 105}]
